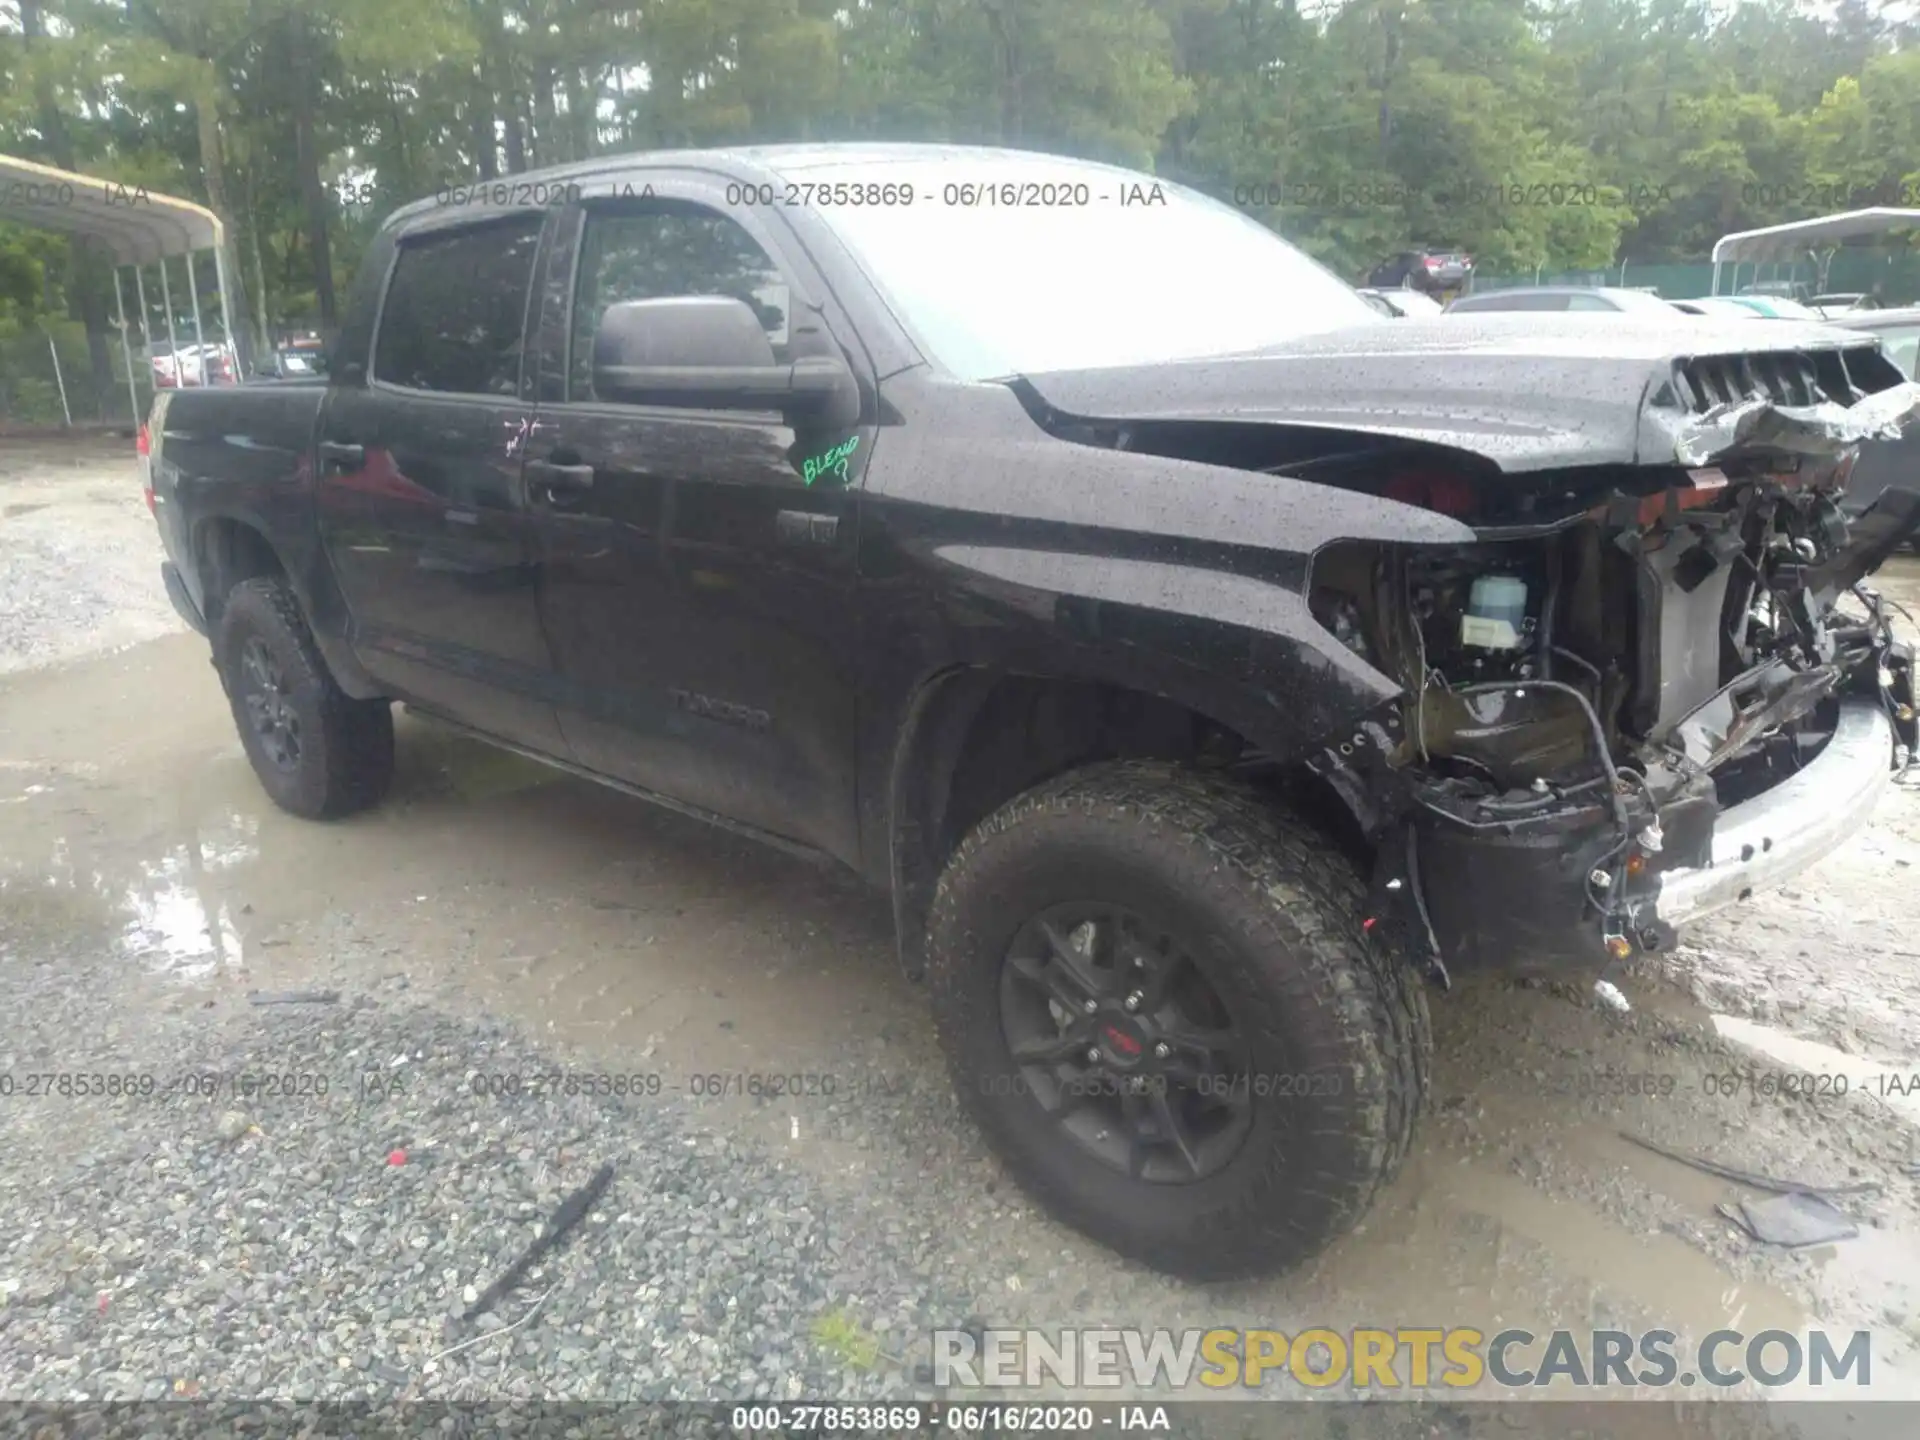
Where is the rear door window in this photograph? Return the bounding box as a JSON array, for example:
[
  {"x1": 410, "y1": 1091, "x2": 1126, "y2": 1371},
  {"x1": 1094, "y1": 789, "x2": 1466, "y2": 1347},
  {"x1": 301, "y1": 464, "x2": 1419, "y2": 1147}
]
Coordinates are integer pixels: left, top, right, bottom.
[{"x1": 374, "y1": 216, "x2": 545, "y2": 396}]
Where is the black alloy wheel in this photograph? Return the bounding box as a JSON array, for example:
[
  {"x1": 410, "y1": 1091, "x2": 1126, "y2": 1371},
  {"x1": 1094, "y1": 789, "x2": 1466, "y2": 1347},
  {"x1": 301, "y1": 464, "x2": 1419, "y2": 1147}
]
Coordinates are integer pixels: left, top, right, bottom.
[
  {"x1": 238, "y1": 635, "x2": 302, "y2": 771},
  {"x1": 999, "y1": 903, "x2": 1253, "y2": 1182}
]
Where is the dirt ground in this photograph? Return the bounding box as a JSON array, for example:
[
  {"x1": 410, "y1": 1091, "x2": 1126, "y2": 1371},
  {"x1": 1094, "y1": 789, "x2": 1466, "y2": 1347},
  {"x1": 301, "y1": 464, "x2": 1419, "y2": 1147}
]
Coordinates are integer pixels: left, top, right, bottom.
[{"x1": 4, "y1": 436, "x2": 1920, "y2": 1425}]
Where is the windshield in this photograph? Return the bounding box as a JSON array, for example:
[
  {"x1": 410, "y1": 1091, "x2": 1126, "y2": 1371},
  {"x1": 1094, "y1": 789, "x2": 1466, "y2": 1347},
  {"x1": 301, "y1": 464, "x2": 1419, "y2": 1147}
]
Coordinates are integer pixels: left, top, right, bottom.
[{"x1": 791, "y1": 155, "x2": 1381, "y2": 379}]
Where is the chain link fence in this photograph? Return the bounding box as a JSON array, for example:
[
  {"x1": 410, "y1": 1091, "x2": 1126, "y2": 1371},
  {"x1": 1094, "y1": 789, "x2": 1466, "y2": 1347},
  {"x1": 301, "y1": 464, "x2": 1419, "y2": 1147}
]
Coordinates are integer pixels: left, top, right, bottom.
[{"x1": 0, "y1": 316, "x2": 152, "y2": 430}]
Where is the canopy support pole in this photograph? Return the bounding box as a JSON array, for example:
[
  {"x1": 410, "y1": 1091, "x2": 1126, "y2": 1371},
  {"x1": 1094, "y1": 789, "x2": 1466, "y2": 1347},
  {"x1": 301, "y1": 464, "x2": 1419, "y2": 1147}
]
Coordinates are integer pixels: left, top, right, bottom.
[
  {"x1": 112, "y1": 266, "x2": 140, "y2": 425},
  {"x1": 212, "y1": 241, "x2": 239, "y2": 381},
  {"x1": 185, "y1": 249, "x2": 207, "y2": 382},
  {"x1": 158, "y1": 255, "x2": 182, "y2": 386},
  {"x1": 135, "y1": 263, "x2": 151, "y2": 363},
  {"x1": 45, "y1": 329, "x2": 71, "y2": 427}
]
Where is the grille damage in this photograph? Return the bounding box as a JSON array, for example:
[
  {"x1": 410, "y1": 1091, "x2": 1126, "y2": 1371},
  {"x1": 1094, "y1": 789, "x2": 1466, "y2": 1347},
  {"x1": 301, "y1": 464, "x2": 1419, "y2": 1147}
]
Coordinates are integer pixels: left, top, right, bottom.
[{"x1": 1675, "y1": 352, "x2": 1827, "y2": 413}]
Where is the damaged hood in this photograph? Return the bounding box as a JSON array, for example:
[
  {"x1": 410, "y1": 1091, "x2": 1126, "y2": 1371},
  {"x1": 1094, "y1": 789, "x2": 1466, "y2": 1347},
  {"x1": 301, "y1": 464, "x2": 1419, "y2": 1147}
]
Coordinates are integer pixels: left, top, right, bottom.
[
  {"x1": 1019, "y1": 313, "x2": 1914, "y2": 474},
  {"x1": 1665, "y1": 379, "x2": 1920, "y2": 467}
]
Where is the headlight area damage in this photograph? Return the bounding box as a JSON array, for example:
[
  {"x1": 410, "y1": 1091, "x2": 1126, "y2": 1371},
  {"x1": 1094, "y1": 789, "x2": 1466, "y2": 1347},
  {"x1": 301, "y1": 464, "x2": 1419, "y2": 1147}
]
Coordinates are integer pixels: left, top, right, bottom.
[{"x1": 1305, "y1": 373, "x2": 1920, "y2": 987}]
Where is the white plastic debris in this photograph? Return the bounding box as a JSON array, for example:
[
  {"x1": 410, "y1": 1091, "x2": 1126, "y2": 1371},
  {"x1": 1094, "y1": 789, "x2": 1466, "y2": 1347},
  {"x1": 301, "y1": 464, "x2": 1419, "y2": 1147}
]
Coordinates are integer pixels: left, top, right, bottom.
[{"x1": 1593, "y1": 979, "x2": 1632, "y2": 1014}]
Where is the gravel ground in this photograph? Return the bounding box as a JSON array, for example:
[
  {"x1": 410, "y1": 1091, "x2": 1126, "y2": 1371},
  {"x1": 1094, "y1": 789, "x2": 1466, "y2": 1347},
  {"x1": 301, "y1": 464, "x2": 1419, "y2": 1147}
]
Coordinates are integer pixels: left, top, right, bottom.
[
  {"x1": 0, "y1": 437, "x2": 182, "y2": 676},
  {"x1": 0, "y1": 950, "x2": 974, "y2": 1406}
]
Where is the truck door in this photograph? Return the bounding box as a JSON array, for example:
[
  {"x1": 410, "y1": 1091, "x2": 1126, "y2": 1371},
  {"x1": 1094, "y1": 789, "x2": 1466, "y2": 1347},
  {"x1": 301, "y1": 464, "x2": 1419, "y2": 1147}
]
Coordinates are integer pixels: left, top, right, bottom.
[
  {"x1": 522, "y1": 184, "x2": 872, "y2": 866},
  {"x1": 315, "y1": 209, "x2": 568, "y2": 755}
]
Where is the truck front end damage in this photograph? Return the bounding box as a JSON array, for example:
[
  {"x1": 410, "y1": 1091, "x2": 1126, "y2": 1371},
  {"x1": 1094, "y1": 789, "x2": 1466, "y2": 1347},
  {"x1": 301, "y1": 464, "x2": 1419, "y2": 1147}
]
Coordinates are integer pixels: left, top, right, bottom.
[{"x1": 1305, "y1": 353, "x2": 1920, "y2": 983}]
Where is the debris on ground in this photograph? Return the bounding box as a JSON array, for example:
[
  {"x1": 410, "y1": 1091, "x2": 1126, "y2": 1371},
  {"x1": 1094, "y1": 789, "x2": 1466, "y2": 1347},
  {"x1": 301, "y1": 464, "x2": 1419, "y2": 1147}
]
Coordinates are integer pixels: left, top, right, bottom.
[
  {"x1": 1619, "y1": 1130, "x2": 1883, "y2": 1202},
  {"x1": 458, "y1": 1160, "x2": 615, "y2": 1327},
  {"x1": 247, "y1": 989, "x2": 341, "y2": 1006},
  {"x1": 1719, "y1": 1191, "x2": 1861, "y2": 1248}
]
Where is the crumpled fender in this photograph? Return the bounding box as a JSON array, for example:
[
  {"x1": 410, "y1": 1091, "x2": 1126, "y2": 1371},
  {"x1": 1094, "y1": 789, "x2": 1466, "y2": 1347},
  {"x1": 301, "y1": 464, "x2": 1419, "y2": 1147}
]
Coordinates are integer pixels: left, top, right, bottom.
[{"x1": 1665, "y1": 380, "x2": 1920, "y2": 467}]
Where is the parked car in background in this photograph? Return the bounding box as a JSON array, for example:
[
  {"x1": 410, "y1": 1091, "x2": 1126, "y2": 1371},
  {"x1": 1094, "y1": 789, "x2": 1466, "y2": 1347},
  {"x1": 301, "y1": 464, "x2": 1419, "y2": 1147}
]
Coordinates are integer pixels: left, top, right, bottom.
[
  {"x1": 1833, "y1": 306, "x2": 1920, "y2": 378},
  {"x1": 150, "y1": 341, "x2": 238, "y2": 387},
  {"x1": 1366, "y1": 247, "x2": 1473, "y2": 295},
  {"x1": 261, "y1": 337, "x2": 330, "y2": 379},
  {"x1": 1445, "y1": 286, "x2": 1677, "y2": 314},
  {"x1": 1670, "y1": 297, "x2": 1763, "y2": 320},
  {"x1": 1356, "y1": 286, "x2": 1444, "y2": 317},
  {"x1": 1739, "y1": 280, "x2": 1811, "y2": 303},
  {"x1": 1828, "y1": 306, "x2": 1920, "y2": 525},
  {"x1": 1810, "y1": 293, "x2": 1878, "y2": 318},
  {"x1": 1671, "y1": 296, "x2": 1823, "y2": 321}
]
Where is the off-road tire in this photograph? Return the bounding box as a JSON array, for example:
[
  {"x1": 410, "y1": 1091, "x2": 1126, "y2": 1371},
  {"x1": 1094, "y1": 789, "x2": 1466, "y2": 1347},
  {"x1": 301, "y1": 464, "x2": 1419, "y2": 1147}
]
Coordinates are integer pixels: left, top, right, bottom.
[
  {"x1": 926, "y1": 760, "x2": 1430, "y2": 1281},
  {"x1": 214, "y1": 577, "x2": 393, "y2": 820}
]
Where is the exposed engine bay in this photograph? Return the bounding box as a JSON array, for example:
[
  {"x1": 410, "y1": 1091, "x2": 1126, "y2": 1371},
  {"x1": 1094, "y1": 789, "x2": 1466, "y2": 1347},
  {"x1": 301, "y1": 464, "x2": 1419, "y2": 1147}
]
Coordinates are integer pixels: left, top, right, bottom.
[
  {"x1": 1015, "y1": 327, "x2": 1920, "y2": 982},
  {"x1": 1307, "y1": 450, "x2": 1920, "y2": 981}
]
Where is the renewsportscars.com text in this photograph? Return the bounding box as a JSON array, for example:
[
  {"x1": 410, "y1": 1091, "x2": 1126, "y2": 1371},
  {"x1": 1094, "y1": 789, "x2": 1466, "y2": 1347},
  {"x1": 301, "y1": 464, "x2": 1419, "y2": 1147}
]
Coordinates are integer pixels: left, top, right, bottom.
[{"x1": 932, "y1": 1327, "x2": 1873, "y2": 1391}]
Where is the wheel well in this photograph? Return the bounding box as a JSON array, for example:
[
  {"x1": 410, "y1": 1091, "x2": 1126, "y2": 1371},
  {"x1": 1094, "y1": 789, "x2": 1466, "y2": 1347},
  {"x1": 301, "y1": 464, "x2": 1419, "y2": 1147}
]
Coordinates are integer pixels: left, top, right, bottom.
[
  {"x1": 196, "y1": 518, "x2": 287, "y2": 630},
  {"x1": 889, "y1": 670, "x2": 1372, "y2": 976}
]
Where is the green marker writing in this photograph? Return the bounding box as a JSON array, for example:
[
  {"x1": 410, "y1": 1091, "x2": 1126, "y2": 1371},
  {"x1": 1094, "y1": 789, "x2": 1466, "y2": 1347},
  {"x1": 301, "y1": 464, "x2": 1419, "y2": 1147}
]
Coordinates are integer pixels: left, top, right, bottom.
[{"x1": 802, "y1": 434, "x2": 861, "y2": 487}]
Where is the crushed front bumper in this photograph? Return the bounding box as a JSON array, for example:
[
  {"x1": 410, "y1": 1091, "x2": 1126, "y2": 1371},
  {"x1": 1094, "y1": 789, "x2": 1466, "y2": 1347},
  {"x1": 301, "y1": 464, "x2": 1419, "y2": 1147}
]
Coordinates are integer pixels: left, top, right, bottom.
[
  {"x1": 1649, "y1": 697, "x2": 1892, "y2": 927},
  {"x1": 1396, "y1": 696, "x2": 1894, "y2": 975}
]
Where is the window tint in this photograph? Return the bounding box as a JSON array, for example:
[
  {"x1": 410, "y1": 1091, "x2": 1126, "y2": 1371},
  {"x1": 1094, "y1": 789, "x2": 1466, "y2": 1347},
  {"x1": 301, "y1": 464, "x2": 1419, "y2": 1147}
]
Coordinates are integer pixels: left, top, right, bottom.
[
  {"x1": 1565, "y1": 292, "x2": 1620, "y2": 312},
  {"x1": 570, "y1": 203, "x2": 790, "y2": 401},
  {"x1": 374, "y1": 216, "x2": 543, "y2": 395}
]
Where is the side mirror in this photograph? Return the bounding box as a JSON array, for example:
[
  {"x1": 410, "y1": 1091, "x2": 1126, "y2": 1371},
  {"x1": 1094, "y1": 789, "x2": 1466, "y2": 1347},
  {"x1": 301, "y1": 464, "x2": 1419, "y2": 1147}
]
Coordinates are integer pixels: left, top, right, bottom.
[{"x1": 591, "y1": 296, "x2": 860, "y2": 429}]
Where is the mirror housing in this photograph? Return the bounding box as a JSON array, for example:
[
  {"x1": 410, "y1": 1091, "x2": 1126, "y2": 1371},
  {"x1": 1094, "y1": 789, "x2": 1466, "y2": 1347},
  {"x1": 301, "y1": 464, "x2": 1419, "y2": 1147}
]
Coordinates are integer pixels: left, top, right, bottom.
[{"x1": 591, "y1": 296, "x2": 860, "y2": 429}]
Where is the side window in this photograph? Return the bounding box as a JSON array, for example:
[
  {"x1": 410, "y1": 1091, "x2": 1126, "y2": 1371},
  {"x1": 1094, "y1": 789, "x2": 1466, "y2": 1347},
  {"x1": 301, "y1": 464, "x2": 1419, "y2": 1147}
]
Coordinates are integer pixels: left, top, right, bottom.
[
  {"x1": 374, "y1": 216, "x2": 544, "y2": 396},
  {"x1": 569, "y1": 202, "x2": 791, "y2": 402},
  {"x1": 1565, "y1": 292, "x2": 1616, "y2": 312}
]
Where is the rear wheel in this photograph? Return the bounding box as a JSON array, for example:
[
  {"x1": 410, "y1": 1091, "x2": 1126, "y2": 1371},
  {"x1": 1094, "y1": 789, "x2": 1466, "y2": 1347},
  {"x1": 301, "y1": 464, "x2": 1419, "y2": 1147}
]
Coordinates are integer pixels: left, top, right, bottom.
[
  {"x1": 214, "y1": 577, "x2": 393, "y2": 820},
  {"x1": 926, "y1": 760, "x2": 1429, "y2": 1281}
]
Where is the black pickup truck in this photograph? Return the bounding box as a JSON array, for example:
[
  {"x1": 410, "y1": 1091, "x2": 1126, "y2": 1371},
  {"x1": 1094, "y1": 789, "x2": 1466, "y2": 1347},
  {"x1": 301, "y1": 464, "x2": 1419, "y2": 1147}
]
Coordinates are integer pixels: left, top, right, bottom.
[{"x1": 143, "y1": 143, "x2": 1920, "y2": 1281}]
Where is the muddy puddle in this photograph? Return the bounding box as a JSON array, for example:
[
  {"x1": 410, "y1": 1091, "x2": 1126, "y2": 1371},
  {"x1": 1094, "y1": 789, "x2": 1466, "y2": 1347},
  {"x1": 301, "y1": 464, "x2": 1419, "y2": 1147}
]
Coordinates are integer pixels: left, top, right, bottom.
[{"x1": 5, "y1": 629, "x2": 1920, "y2": 1408}]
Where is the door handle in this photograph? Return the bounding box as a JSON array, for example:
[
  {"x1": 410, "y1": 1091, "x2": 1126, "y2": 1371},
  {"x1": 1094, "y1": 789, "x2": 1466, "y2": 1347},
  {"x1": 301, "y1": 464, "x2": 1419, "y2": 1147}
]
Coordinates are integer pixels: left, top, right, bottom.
[
  {"x1": 527, "y1": 459, "x2": 596, "y2": 502},
  {"x1": 776, "y1": 509, "x2": 838, "y2": 545},
  {"x1": 317, "y1": 440, "x2": 364, "y2": 470}
]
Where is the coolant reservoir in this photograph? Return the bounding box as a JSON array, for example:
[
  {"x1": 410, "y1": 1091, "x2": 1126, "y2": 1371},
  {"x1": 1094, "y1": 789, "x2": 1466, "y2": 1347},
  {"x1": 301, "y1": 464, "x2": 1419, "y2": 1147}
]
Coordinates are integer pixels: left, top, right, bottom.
[{"x1": 1460, "y1": 575, "x2": 1528, "y2": 650}]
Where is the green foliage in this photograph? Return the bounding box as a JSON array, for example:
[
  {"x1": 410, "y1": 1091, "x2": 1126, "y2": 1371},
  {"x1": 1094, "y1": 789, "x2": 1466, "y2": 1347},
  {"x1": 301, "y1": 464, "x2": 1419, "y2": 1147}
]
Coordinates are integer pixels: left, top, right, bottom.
[
  {"x1": 808, "y1": 1305, "x2": 884, "y2": 1372},
  {"x1": 1, "y1": 0, "x2": 1916, "y2": 370}
]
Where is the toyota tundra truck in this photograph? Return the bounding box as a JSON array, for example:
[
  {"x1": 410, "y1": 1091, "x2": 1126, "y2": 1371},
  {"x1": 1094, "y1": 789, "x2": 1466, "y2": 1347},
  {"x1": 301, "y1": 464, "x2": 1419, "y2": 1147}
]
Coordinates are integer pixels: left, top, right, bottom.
[{"x1": 141, "y1": 143, "x2": 1920, "y2": 1280}]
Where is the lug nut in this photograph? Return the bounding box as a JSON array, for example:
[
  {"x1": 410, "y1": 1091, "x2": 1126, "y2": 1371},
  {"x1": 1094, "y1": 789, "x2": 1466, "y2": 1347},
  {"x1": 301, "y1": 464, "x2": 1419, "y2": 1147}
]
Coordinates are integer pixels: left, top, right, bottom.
[
  {"x1": 1124, "y1": 991, "x2": 1143, "y2": 1012},
  {"x1": 1154, "y1": 1042, "x2": 1171, "y2": 1059},
  {"x1": 1083, "y1": 999, "x2": 1098, "y2": 1014},
  {"x1": 1086, "y1": 1048, "x2": 1102, "y2": 1064}
]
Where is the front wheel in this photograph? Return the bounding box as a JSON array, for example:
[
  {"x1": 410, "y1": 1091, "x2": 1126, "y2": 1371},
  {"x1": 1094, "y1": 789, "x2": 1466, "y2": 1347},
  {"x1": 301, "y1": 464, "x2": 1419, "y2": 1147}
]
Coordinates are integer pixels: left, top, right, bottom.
[{"x1": 926, "y1": 761, "x2": 1429, "y2": 1281}]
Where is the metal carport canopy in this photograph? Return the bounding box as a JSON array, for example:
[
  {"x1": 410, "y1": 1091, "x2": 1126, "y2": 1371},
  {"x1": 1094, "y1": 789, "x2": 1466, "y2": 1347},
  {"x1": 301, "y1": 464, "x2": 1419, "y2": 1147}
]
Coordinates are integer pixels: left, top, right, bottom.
[
  {"x1": 0, "y1": 152, "x2": 222, "y2": 263},
  {"x1": 1712, "y1": 207, "x2": 1920, "y2": 264},
  {"x1": 1, "y1": 152, "x2": 237, "y2": 425}
]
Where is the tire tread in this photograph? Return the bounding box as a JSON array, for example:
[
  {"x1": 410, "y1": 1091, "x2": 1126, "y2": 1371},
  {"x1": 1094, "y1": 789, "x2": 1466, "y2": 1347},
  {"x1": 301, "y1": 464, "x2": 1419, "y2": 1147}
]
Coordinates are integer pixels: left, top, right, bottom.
[{"x1": 927, "y1": 759, "x2": 1429, "y2": 1279}]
